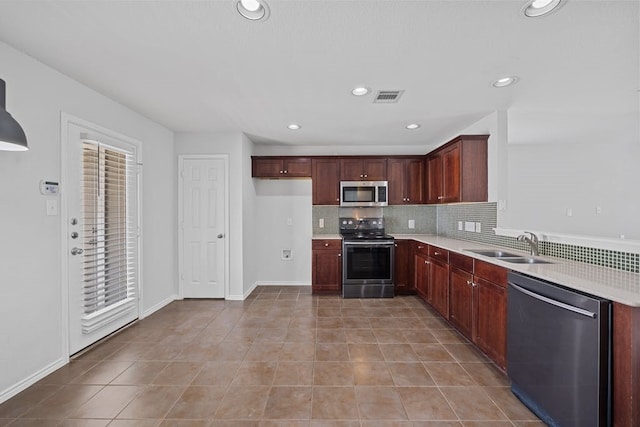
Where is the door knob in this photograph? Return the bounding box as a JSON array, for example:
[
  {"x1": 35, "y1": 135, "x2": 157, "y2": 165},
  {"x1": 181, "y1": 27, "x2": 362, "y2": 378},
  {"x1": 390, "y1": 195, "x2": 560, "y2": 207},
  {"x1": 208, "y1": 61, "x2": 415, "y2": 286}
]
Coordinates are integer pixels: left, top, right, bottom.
[
  {"x1": 71, "y1": 247, "x2": 83, "y2": 255},
  {"x1": 217, "y1": 234, "x2": 224, "y2": 239}
]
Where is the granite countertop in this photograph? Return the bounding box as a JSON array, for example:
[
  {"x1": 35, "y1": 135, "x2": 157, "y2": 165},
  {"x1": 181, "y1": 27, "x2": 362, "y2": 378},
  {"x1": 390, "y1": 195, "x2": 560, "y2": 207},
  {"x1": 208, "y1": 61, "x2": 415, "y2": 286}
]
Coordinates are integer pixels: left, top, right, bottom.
[{"x1": 392, "y1": 234, "x2": 640, "y2": 307}]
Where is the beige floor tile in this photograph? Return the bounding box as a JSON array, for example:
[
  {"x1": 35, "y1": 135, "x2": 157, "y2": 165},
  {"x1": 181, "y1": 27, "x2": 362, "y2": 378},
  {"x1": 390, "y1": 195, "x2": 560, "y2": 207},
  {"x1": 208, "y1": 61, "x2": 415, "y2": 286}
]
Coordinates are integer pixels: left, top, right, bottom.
[
  {"x1": 313, "y1": 362, "x2": 354, "y2": 386},
  {"x1": 245, "y1": 342, "x2": 285, "y2": 361},
  {"x1": 409, "y1": 421, "x2": 463, "y2": 426},
  {"x1": 315, "y1": 343, "x2": 349, "y2": 361},
  {"x1": 379, "y1": 344, "x2": 420, "y2": 362},
  {"x1": 316, "y1": 318, "x2": 344, "y2": 329},
  {"x1": 373, "y1": 330, "x2": 407, "y2": 344},
  {"x1": 442, "y1": 345, "x2": 488, "y2": 363},
  {"x1": 152, "y1": 361, "x2": 203, "y2": 385},
  {"x1": 260, "y1": 421, "x2": 310, "y2": 427},
  {"x1": 215, "y1": 385, "x2": 270, "y2": 420},
  {"x1": 311, "y1": 387, "x2": 358, "y2": 420},
  {"x1": 397, "y1": 387, "x2": 457, "y2": 421},
  {"x1": 0, "y1": 384, "x2": 62, "y2": 418},
  {"x1": 110, "y1": 361, "x2": 167, "y2": 385},
  {"x1": 107, "y1": 421, "x2": 161, "y2": 427},
  {"x1": 8, "y1": 420, "x2": 64, "y2": 426},
  {"x1": 355, "y1": 386, "x2": 408, "y2": 420},
  {"x1": 285, "y1": 329, "x2": 316, "y2": 343},
  {"x1": 342, "y1": 318, "x2": 371, "y2": 329},
  {"x1": 401, "y1": 330, "x2": 438, "y2": 344},
  {"x1": 263, "y1": 386, "x2": 312, "y2": 420},
  {"x1": 483, "y1": 387, "x2": 539, "y2": 420},
  {"x1": 70, "y1": 361, "x2": 134, "y2": 385},
  {"x1": 71, "y1": 385, "x2": 142, "y2": 419},
  {"x1": 22, "y1": 385, "x2": 104, "y2": 419},
  {"x1": 423, "y1": 363, "x2": 476, "y2": 386},
  {"x1": 352, "y1": 363, "x2": 394, "y2": 386},
  {"x1": 233, "y1": 361, "x2": 278, "y2": 385},
  {"x1": 117, "y1": 385, "x2": 186, "y2": 419},
  {"x1": 165, "y1": 385, "x2": 226, "y2": 419},
  {"x1": 345, "y1": 329, "x2": 377, "y2": 344},
  {"x1": 273, "y1": 362, "x2": 314, "y2": 385},
  {"x1": 37, "y1": 361, "x2": 98, "y2": 385},
  {"x1": 280, "y1": 342, "x2": 316, "y2": 361},
  {"x1": 439, "y1": 387, "x2": 508, "y2": 421},
  {"x1": 60, "y1": 419, "x2": 112, "y2": 427},
  {"x1": 191, "y1": 361, "x2": 241, "y2": 386},
  {"x1": 256, "y1": 329, "x2": 289, "y2": 342},
  {"x1": 410, "y1": 344, "x2": 456, "y2": 362},
  {"x1": 459, "y1": 363, "x2": 509, "y2": 387},
  {"x1": 159, "y1": 420, "x2": 212, "y2": 427},
  {"x1": 348, "y1": 344, "x2": 385, "y2": 362},
  {"x1": 386, "y1": 362, "x2": 435, "y2": 386},
  {"x1": 316, "y1": 329, "x2": 347, "y2": 343}
]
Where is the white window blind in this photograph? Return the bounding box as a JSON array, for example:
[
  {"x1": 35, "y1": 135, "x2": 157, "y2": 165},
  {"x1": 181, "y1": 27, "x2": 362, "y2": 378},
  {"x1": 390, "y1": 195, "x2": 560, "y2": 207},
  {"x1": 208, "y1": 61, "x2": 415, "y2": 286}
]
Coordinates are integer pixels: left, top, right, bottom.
[{"x1": 81, "y1": 140, "x2": 137, "y2": 321}]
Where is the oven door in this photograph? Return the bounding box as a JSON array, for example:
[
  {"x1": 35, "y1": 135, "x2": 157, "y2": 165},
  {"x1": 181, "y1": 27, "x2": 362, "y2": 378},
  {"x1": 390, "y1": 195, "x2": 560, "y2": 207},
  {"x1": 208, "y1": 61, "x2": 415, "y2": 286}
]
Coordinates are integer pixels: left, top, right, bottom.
[{"x1": 342, "y1": 240, "x2": 394, "y2": 284}]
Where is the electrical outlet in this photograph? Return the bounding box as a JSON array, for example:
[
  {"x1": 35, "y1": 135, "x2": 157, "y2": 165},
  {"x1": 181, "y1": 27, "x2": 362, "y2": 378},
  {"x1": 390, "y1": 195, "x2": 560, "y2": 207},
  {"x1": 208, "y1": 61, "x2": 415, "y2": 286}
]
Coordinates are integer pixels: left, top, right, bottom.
[
  {"x1": 319, "y1": 218, "x2": 324, "y2": 228},
  {"x1": 566, "y1": 208, "x2": 573, "y2": 217},
  {"x1": 475, "y1": 222, "x2": 482, "y2": 233},
  {"x1": 458, "y1": 221, "x2": 463, "y2": 231},
  {"x1": 287, "y1": 218, "x2": 293, "y2": 226},
  {"x1": 408, "y1": 219, "x2": 415, "y2": 229}
]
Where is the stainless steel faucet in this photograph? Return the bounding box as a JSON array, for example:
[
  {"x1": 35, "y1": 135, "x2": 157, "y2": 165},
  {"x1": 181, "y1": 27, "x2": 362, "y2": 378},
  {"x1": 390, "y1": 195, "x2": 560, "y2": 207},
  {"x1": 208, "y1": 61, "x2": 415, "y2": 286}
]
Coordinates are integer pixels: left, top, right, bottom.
[{"x1": 517, "y1": 231, "x2": 539, "y2": 256}]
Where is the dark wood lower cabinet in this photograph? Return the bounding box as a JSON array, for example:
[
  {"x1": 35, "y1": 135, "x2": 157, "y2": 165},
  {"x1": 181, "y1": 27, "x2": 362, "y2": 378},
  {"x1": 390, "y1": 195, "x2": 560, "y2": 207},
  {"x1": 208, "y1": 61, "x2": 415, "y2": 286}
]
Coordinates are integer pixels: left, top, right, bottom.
[
  {"x1": 414, "y1": 252, "x2": 429, "y2": 300},
  {"x1": 474, "y1": 276, "x2": 507, "y2": 369},
  {"x1": 312, "y1": 239, "x2": 342, "y2": 294},
  {"x1": 429, "y1": 258, "x2": 449, "y2": 319},
  {"x1": 449, "y1": 267, "x2": 474, "y2": 339},
  {"x1": 611, "y1": 302, "x2": 640, "y2": 427},
  {"x1": 393, "y1": 240, "x2": 415, "y2": 294}
]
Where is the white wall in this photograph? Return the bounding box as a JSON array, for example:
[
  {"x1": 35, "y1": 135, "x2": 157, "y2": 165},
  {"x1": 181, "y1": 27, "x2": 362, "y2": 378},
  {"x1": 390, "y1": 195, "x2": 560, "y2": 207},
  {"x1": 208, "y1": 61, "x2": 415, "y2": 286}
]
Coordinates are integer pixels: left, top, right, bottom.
[
  {"x1": 174, "y1": 132, "x2": 250, "y2": 299},
  {"x1": 0, "y1": 42, "x2": 176, "y2": 401}
]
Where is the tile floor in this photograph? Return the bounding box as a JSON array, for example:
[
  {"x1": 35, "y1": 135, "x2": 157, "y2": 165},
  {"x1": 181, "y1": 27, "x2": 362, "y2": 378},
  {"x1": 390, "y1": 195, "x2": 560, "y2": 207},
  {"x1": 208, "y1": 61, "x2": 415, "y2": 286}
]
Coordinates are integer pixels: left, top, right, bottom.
[{"x1": 0, "y1": 286, "x2": 545, "y2": 426}]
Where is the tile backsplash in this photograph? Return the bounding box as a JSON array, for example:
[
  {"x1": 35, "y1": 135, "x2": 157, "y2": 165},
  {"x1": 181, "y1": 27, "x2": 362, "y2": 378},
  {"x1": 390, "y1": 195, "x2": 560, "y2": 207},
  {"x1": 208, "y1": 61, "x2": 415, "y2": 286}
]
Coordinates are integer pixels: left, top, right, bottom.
[{"x1": 313, "y1": 202, "x2": 639, "y2": 273}]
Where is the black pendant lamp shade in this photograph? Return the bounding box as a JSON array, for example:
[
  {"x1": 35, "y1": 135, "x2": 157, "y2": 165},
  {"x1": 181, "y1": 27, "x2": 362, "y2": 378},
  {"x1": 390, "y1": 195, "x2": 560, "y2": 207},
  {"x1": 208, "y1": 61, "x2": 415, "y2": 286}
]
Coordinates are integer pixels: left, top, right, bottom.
[{"x1": 0, "y1": 79, "x2": 28, "y2": 151}]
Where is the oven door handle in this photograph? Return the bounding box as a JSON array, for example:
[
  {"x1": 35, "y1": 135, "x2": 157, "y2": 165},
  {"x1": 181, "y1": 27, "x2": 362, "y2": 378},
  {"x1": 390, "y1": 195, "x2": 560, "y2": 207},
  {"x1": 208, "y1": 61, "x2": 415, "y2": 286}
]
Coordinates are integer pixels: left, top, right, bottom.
[{"x1": 343, "y1": 241, "x2": 395, "y2": 247}]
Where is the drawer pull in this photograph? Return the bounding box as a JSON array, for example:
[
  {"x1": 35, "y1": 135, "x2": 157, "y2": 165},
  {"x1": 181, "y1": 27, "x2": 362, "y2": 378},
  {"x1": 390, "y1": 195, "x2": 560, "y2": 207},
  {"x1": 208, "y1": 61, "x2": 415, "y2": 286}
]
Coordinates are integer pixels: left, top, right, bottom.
[
  {"x1": 434, "y1": 251, "x2": 440, "y2": 255},
  {"x1": 324, "y1": 243, "x2": 329, "y2": 247}
]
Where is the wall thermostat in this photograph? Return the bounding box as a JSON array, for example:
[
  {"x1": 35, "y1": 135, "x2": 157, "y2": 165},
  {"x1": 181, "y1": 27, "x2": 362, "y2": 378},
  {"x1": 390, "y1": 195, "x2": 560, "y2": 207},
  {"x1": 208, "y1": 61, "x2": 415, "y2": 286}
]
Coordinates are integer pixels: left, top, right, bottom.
[{"x1": 40, "y1": 180, "x2": 59, "y2": 195}]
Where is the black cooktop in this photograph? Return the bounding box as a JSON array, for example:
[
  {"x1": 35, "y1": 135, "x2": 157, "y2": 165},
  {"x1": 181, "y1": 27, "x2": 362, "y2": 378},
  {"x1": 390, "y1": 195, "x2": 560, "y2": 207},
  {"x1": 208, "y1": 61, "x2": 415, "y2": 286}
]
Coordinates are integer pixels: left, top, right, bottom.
[{"x1": 339, "y1": 217, "x2": 393, "y2": 241}]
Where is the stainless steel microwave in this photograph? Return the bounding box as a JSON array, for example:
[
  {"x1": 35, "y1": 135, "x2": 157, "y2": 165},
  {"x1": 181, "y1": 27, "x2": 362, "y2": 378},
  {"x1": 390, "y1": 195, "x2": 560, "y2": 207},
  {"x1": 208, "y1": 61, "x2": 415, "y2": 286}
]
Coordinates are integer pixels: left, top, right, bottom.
[{"x1": 340, "y1": 181, "x2": 388, "y2": 207}]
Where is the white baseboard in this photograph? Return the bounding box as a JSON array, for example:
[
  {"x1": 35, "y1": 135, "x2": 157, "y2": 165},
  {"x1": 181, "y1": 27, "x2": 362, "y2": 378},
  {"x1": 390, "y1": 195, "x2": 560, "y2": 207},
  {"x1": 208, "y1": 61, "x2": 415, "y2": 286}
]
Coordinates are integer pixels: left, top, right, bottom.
[
  {"x1": 0, "y1": 357, "x2": 67, "y2": 404},
  {"x1": 254, "y1": 281, "x2": 311, "y2": 287},
  {"x1": 142, "y1": 294, "x2": 178, "y2": 319}
]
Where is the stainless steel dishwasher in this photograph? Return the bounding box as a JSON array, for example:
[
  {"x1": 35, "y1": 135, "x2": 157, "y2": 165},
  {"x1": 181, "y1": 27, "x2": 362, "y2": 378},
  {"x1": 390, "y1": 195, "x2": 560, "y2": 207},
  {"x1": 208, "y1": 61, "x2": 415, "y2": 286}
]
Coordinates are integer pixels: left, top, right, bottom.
[{"x1": 507, "y1": 272, "x2": 611, "y2": 427}]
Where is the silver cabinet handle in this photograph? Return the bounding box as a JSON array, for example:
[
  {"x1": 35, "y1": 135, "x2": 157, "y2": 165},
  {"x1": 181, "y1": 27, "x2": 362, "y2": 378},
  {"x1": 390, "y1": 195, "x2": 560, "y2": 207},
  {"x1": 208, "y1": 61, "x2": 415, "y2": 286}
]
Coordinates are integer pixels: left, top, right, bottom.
[
  {"x1": 217, "y1": 234, "x2": 224, "y2": 239},
  {"x1": 71, "y1": 247, "x2": 83, "y2": 255}
]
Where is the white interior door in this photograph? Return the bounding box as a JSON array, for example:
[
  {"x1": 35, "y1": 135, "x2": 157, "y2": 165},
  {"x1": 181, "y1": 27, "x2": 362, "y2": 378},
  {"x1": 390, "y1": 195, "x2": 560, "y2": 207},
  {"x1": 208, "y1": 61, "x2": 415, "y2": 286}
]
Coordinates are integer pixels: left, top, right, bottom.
[
  {"x1": 65, "y1": 120, "x2": 140, "y2": 355},
  {"x1": 180, "y1": 156, "x2": 227, "y2": 298}
]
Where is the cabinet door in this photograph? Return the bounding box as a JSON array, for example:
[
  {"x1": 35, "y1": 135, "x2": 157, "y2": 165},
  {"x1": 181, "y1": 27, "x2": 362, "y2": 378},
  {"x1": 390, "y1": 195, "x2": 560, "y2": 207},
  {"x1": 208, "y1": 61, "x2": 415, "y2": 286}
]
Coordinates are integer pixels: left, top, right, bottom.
[
  {"x1": 426, "y1": 155, "x2": 442, "y2": 204},
  {"x1": 441, "y1": 144, "x2": 461, "y2": 202},
  {"x1": 429, "y1": 258, "x2": 449, "y2": 319},
  {"x1": 283, "y1": 158, "x2": 311, "y2": 177},
  {"x1": 312, "y1": 159, "x2": 340, "y2": 205},
  {"x1": 474, "y1": 276, "x2": 507, "y2": 369},
  {"x1": 449, "y1": 267, "x2": 474, "y2": 339},
  {"x1": 252, "y1": 158, "x2": 284, "y2": 178},
  {"x1": 386, "y1": 159, "x2": 406, "y2": 205},
  {"x1": 414, "y1": 253, "x2": 429, "y2": 301},
  {"x1": 394, "y1": 240, "x2": 414, "y2": 294},
  {"x1": 312, "y1": 244, "x2": 342, "y2": 294},
  {"x1": 363, "y1": 159, "x2": 387, "y2": 181},
  {"x1": 405, "y1": 158, "x2": 425, "y2": 204},
  {"x1": 340, "y1": 158, "x2": 365, "y2": 180}
]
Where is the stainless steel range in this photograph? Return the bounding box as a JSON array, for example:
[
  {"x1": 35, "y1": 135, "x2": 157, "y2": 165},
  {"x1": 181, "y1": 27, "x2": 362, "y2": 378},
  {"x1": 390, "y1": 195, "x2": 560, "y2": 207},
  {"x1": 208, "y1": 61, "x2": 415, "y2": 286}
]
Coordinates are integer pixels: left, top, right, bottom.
[{"x1": 340, "y1": 217, "x2": 394, "y2": 298}]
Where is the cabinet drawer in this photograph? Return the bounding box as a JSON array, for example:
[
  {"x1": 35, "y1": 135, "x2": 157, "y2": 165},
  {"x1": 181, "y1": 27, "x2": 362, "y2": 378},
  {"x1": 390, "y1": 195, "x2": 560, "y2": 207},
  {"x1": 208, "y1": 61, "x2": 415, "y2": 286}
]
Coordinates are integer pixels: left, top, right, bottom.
[
  {"x1": 429, "y1": 245, "x2": 449, "y2": 263},
  {"x1": 413, "y1": 241, "x2": 429, "y2": 256},
  {"x1": 473, "y1": 259, "x2": 508, "y2": 287},
  {"x1": 450, "y1": 252, "x2": 473, "y2": 273},
  {"x1": 312, "y1": 239, "x2": 342, "y2": 250}
]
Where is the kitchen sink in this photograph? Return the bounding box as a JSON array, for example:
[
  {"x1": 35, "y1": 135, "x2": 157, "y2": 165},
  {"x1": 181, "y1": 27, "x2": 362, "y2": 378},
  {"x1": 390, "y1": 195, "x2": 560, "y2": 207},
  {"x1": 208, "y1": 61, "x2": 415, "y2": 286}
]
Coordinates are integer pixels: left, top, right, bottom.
[
  {"x1": 501, "y1": 257, "x2": 554, "y2": 264},
  {"x1": 465, "y1": 249, "x2": 522, "y2": 258}
]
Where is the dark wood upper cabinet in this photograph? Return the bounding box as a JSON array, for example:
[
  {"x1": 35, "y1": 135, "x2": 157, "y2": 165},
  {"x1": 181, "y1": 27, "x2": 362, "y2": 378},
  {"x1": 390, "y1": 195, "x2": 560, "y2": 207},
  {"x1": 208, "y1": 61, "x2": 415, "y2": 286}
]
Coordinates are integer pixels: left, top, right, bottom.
[
  {"x1": 312, "y1": 158, "x2": 340, "y2": 205},
  {"x1": 252, "y1": 156, "x2": 311, "y2": 178},
  {"x1": 426, "y1": 135, "x2": 488, "y2": 204},
  {"x1": 387, "y1": 157, "x2": 425, "y2": 204},
  {"x1": 340, "y1": 158, "x2": 387, "y2": 181}
]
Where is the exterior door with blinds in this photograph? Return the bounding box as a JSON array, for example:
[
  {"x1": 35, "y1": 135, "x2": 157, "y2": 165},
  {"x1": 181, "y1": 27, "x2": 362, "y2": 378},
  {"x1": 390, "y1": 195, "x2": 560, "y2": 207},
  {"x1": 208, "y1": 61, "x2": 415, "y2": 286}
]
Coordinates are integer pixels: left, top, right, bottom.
[{"x1": 66, "y1": 121, "x2": 140, "y2": 355}]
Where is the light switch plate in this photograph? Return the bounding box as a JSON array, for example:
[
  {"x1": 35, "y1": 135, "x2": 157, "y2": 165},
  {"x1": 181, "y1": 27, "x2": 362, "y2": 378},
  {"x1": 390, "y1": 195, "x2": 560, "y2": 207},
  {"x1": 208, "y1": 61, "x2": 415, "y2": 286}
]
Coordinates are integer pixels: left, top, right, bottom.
[
  {"x1": 464, "y1": 221, "x2": 475, "y2": 232},
  {"x1": 408, "y1": 219, "x2": 415, "y2": 229}
]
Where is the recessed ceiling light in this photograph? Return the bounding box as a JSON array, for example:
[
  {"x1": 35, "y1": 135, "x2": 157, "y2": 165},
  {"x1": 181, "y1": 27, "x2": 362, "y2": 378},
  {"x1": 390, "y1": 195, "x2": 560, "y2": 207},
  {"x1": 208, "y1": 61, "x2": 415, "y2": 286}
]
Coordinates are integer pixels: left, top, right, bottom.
[
  {"x1": 492, "y1": 76, "x2": 519, "y2": 88},
  {"x1": 351, "y1": 87, "x2": 369, "y2": 96},
  {"x1": 406, "y1": 124, "x2": 421, "y2": 130},
  {"x1": 236, "y1": 0, "x2": 270, "y2": 21},
  {"x1": 523, "y1": 0, "x2": 563, "y2": 17},
  {"x1": 287, "y1": 124, "x2": 301, "y2": 130}
]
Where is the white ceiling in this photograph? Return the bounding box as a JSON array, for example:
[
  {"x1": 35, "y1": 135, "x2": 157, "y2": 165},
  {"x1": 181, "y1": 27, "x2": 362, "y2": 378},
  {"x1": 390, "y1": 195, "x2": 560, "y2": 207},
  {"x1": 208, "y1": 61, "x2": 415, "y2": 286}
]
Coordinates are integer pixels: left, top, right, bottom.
[{"x1": 0, "y1": 0, "x2": 638, "y2": 147}]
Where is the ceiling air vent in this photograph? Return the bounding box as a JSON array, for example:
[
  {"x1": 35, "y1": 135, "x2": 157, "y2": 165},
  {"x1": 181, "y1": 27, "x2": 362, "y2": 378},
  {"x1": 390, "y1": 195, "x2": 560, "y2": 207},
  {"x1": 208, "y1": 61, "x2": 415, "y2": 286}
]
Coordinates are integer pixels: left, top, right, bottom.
[{"x1": 374, "y1": 90, "x2": 404, "y2": 103}]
